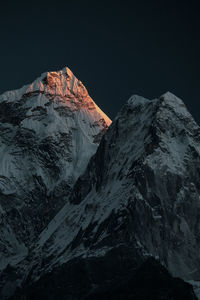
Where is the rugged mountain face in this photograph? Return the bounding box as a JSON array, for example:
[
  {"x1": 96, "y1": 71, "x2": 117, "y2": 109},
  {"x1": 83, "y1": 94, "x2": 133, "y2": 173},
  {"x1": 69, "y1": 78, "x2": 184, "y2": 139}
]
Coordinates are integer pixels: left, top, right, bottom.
[
  {"x1": 0, "y1": 67, "x2": 111, "y2": 272},
  {"x1": 1, "y1": 89, "x2": 200, "y2": 299},
  {"x1": 4, "y1": 92, "x2": 200, "y2": 299},
  {"x1": 68, "y1": 92, "x2": 200, "y2": 280}
]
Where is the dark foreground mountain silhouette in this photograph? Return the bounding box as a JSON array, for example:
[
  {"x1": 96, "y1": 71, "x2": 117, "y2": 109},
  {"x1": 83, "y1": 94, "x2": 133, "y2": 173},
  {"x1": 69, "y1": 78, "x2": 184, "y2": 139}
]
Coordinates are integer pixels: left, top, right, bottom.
[
  {"x1": 10, "y1": 257, "x2": 196, "y2": 300},
  {"x1": 0, "y1": 68, "x2": 199, "y2": 299}
]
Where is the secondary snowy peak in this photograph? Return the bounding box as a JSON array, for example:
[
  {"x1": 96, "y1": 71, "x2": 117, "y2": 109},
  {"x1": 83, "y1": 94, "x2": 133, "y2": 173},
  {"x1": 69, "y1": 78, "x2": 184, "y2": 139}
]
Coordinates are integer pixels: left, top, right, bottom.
[
  {"x1": 121, "y1": 92, "x2": 198, "y2": 141},
  {"x1": 69, "y1": 92, "x2": 200, "y2": 278},
  {"x1": 126, "y1": 92, "x2": 192, "y2": 119}
]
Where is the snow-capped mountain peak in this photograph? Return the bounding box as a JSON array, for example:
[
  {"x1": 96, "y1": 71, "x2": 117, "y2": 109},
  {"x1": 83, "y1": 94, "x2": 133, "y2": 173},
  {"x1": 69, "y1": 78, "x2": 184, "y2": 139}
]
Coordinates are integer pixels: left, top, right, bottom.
[
  {"x1": 0, "y1": 67, "x2": 111, "y2": 277},
  {"x1": 1, "y1": 67, "x2": 110, "y2": 125},
  {"x1": 126, "y1": 91, "x2": 191, "y2": 117}
]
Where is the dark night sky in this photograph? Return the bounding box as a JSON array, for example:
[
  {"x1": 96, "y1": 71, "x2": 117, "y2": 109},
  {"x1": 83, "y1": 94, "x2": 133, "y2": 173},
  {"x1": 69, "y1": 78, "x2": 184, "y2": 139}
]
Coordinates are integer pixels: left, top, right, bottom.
[{"x1": 0, "y1": 0, "x2": 200, "y2": 123}]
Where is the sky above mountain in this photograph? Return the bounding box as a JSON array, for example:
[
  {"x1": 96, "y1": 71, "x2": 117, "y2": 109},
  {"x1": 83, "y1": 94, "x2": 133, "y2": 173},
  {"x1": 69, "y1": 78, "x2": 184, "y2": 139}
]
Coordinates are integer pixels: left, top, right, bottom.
[{"x1": 0, "y1": 0, "x2": 200, "y2": 123}]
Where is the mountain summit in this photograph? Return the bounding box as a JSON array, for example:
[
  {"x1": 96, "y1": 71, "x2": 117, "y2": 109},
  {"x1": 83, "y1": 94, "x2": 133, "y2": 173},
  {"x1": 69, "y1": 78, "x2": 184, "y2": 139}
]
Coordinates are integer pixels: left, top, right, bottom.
[{"x1": 1, "y1": 66, "x2": 111, "y2": 125}]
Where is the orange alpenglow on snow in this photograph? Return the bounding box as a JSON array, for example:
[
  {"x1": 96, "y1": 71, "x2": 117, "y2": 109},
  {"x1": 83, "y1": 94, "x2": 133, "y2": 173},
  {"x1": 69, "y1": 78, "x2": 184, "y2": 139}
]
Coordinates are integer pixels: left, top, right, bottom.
[{"x1": 2, "y1": 66, "x2": 111, "y2": 127}]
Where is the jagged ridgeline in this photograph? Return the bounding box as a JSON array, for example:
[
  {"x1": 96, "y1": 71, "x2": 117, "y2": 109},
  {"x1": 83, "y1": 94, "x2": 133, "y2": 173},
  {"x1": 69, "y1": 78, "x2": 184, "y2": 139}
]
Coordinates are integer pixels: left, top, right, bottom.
[{"x1": 0, "y1": 68, "x2": 199, "y2": 299}]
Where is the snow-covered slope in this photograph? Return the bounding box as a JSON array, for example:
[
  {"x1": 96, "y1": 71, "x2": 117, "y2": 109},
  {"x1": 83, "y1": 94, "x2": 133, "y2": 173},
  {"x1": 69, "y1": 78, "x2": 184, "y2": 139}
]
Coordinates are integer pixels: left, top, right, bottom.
[
  {"x1": 0, "y1": 67, "x2": 111, "y2": 273},
  {"x1": 17, "y1": 92, "x2": 200, "y2": 286}
]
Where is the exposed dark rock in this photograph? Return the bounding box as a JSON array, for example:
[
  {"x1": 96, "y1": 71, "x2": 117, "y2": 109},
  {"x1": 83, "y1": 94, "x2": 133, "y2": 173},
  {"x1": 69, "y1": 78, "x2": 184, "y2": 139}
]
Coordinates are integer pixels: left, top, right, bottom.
[{"x1": 9, "y1": 253, "x2": 196, "y2": 300}]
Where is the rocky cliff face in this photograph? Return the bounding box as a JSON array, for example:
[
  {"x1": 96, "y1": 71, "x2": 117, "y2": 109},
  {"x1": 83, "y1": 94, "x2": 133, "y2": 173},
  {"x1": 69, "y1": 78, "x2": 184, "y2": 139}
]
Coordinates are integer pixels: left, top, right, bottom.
[
  {"x1": 0, "y1": 84, "x2": 199, "y2": 299},
  {"x1": 0, "y1": 67, "x2": 111, "y2": 272}
]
